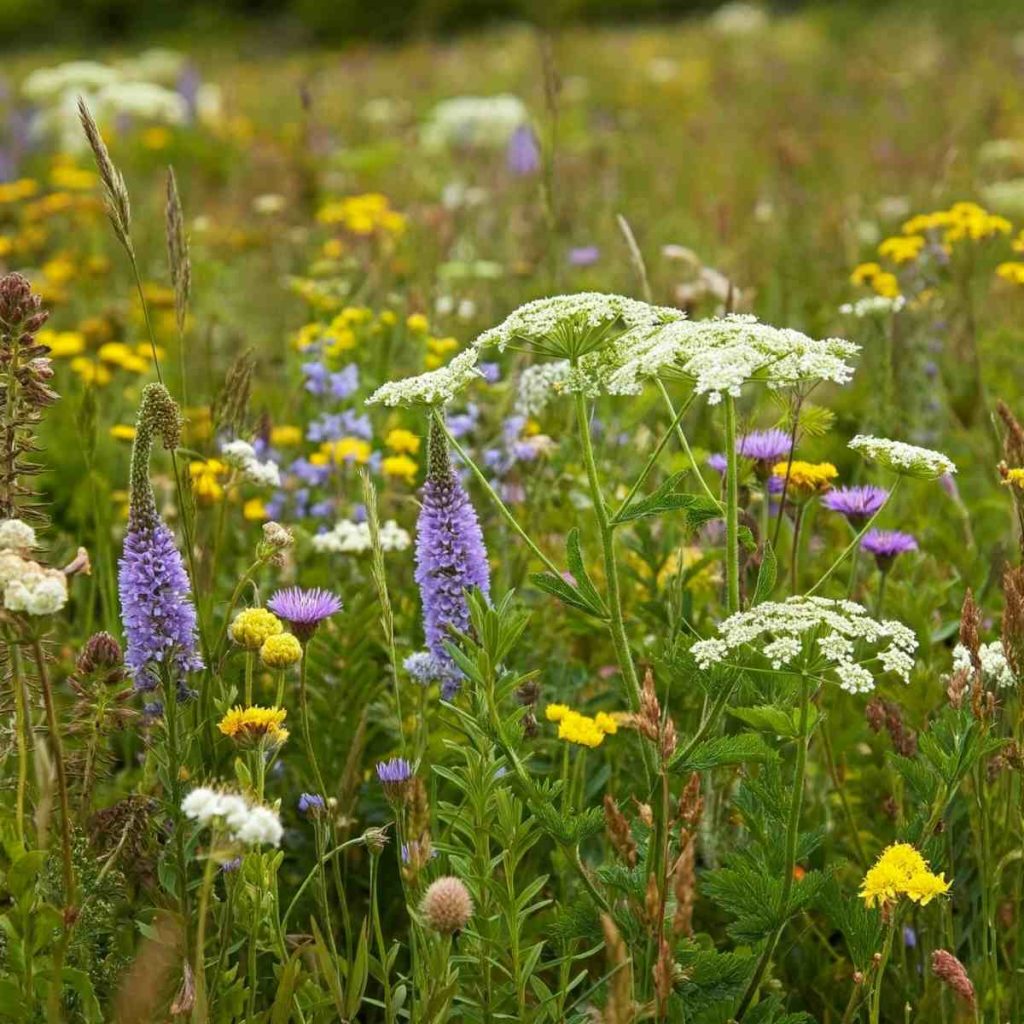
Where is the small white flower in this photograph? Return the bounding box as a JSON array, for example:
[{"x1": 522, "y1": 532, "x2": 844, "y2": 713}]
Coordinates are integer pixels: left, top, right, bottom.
[
  {"x1": 848, "y1": 435, "x2": 956, "y2": 480},
  {"x1": 234, "y1": 805, "x2": 284, "y2": 847},
  {"x1": 311, "y1": 518, "x2": 411, "y2": 555},
  {"x1": 25, "y1": 576, "x2": 68, "y2": 616},
  {"x1": 0, "y1": 519, "x2": 36, "y2": 551},
  {"x1": 220, "y1": 439, "x2": 281, "y2": 488},
  {"x1": 953, "y1": 640, "x2": 1016, "y2": 689},
  {"x1": 182, "y1": 787, "x2": 223, "y2": 823}
]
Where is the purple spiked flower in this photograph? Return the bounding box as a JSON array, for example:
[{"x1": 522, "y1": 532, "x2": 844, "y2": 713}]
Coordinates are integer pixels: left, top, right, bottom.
[
  {"x1": 118, "y1": 384, "x2": 203, "y2": 694},
  {"x1": 506, "y1": 123, "x2": 540, "y2": 176},
  {"x1": 862, "y1": 529, "x2": 918, "y2": 571},
  {"x1": 822, "y1": 485, "x2": 889, "y2": 526},
  {"x1": 415, "y1": 420, "x2": 491, "y2": 692},
  {"x1": 737, "y1": 429, "x2": 792, "y2": 463},
  {"x1": 267, "y1": 586, "x2": 341, "y2": 641}
]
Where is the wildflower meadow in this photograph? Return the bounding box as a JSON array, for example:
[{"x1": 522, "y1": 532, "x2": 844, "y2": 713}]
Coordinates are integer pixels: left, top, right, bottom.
[{"x1": 3, "y1": 3, "x2": 1024, "y2": 1022}]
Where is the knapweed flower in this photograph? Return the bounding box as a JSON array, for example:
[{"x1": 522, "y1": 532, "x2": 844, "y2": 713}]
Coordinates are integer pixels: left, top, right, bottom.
[
  {"x1": 860, "y1": 842, "x2": 950, "y2": 908},
  {"x1": 266, "y1": 586, "x2": 342, "y2": 642},
  {"x1": 376, "y1": 757, "x2": 414, "y2": 800},
  {"x1": 298, "y1": 792, "x2": 326, "y2": 816},
  {"x1": 421, "y1": 875, "x2": 473, "y2": 934},
  {"x1": 862, "y1": 530, "x2": 918, "y2": 570},
  {"x1": 118, "y1": 384, "x2": 203, "y2": 693},
  {"x1": 822, "y1": 485, "x2": 889, "y2": 525},
  {"x1": 218, "y1": 705, "x2": 289, "y2": 747},
  {"x1": 737, "y1": 429, "x2": 792, "y2": 467},
  {"x1": 691, "y1": 596, "x2": 917, "y2": 695},
  {"x1": 260, "y1": 632, "x2": 303, "y2": 669},
  {"x1": 181, "y1": 786, "x2": 283, "y2": 847},
  {"x1": 229, "y1": 607, "x2": 283, "y2": 650},
  {"x1": 848, "y1": 435, "x2": 956, "y2": 480},
  {"x1": 772, "y1": 461, "x2": 838, "y2": 496},
  {"x1": 414, "y1": 421, "x2": 490, "y2": 691}
]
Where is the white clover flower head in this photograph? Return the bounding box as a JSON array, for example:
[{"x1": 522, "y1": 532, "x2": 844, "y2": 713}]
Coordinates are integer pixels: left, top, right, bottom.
[
  {"x1": 0, "y1": 519, "x2": 37, "y2": 551},
  {"x1": 691, "y1": 596, "x2": 917, "y2": 695},
  {"x1": 233, "y1": 805, "x2": 284, "y2": 846},
  {"x1": 220, "y1": 439, "x2": 281, "y2": 488},
  {"x1": 181, "y1": 787, "x2": 283, "y2": 847},
  {"x1": 952, "y1": 640, "x2": 1016, "y2": 688},
  {"x1": 848, "y1": 435, "x2": 956, "y2": 480},
  {"x1": 595, "y1": 313, "x2": 859, "y2": 403}
]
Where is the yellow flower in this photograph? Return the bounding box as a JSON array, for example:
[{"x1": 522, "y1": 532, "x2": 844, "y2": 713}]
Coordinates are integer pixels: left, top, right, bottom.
[
  {"x1": 230, "y1": 608, "x2": 284, "y2": 650},
  {"x1": 860, "y1": 842, "x2": 949, "y2": 908},
  {"x1": 771, "y1": 461, "x2": 838, "y2": 494},
  {"x1": 190, "y1": 459, "x2": 228, "y2": 503},
  {"x1": 381, "y1": 454, "x2": 418, "y2": 484},
  {"x1": 594, "y1": 711, "x2": 619, "y2": 736},
  {"x1": 316, "y1": 193, "x2": 405, "y2": 236},
  {"x1": 1002, "y1": 467, "x2": 1024, "y2": 490},
  {"x1": 218, "y1": 705, "x2": 288, "y2": 746},
  {"x1": 38, "y1": 329, "x2": 85, "y2": 357},
  {"x1": 70, "y1": 358, "x2": 111, "y2": 386},
  {"x1": 406, "y1": 312, "x2": 429, "y2": 334},
  {"x1": 850, "y1": 262, "x2": 881, "y2": 286},
  {"x1": 386, "y1": 428, "x2": 421, "y2": 455},
  {"x1": 558, "y1": 710, "x2": 607, "y2": 748},
  {"x1": 0, "y1": 178, "x2": 39, "y2": 204},
  {"x1": 871, "y1": 272, "x2": 901, "y2": 299},
  {"x1": 243, "y1": 498, "x2": 268, "y2": 521},
  {"x1": 545, "y1": 703, "x2": 570, "y2": 722},
  {"x1": 322, "y1": 237, "x2": 345, "y2": 259},
  {"x1": 270, "y1": 425, "x2": 303, "y2": 446},
  {"x1": 656, "y1": 545, "x2": 722, "y2": 594},
  {"x1": 261, "y1": 632, "x2": 303, "y2": 668},
  {"x1": 141, "y1": 126, "x2": 172, "y2": 150},
  {"x1": 878, "y1": 235, "x2": 924, "y2": 264},
  {"x1": 109, "y1": 424, "x2": 136, "y2": 441},
  {"x1": 996, "y1": 262, "x2": 1024, "y2": 286},
  {"x1": 49, "y1": 165, "x2": 97, "y2": 191},
  {"x1": 330, "y1": 437, "x2": 372, "y2": 465}
]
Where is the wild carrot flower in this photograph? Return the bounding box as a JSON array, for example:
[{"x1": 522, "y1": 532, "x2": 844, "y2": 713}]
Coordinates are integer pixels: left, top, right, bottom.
[
  {"x1": 859, "y1": 842, "x2": 950, "y2": 908},
  {"x1": 822, "y1": 485, "x2": 889, "y2": 525},
  {"x1": 848, "y1": 435, "x2": 955, "y2": 479},
  {"x1": 260, "y1": 632, "x2": 303, "y2": 668},
  {"x1": 118, "y1": 383, "x2": 202, "y2": 693},
  {"x1": 217, "y1": 705, "x2": 289, "y2": 747},
  {"x1": 414, "y1": 419, "x2": 490, "y2": 692},
  {"x1": 266, "y1": 586, "x2": 341, "y2": 642},
  {"x1": 229, "y1": 607, "x2": 283, "y2": 649}
]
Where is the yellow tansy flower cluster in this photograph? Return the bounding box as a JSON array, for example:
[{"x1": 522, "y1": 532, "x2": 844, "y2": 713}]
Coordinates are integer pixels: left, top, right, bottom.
[
  {"x1": 903, "y1": 201, "x2": 1011, "y2": 245},
  {"x1": 230, "y1": 608, "x2": 284, "y2": 650},
  {"x1": 218, "y1": 705, "x2": 289, "y2": 747},
  {"x1": 545, "y1": 704, "x2": 620, "y2": 748},
  {"x1": 316, "y1": 193, "x2": 406, "y2": 236},
  {"x1": 772, "y1": 461, "x2": 838, "y2": 494},
  {"x1": 860, "y1": 842, "x2": 950, "y2": 908}
]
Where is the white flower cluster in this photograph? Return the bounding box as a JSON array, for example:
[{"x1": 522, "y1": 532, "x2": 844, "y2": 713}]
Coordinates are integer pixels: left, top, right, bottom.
[
  {"x1": 368, "y1": 348, "x2": 483, "y2": 407},
  {"x1": 311, "y1": 519, "x2": 411, "y2": 555},
  {"x1": 220, "y1": 440, "x2": 281, "y2": 487},
  {"x1": 421, "y1": 94, "x2": 528, "y2": 149},
  {"x1": 691, "y1": 596, "x2": 918, "y2": 694},
  {"x1": 839, "y1": 296, "x2": 907, "y2": 318},
  {"x1": 182, "y1": 787, "x2": 284, "y2": 847},
  {"x1": 595, "y1": 314, "x2": 859, "y2": 404},
  {"x1": 0, "y1": 519, "x2": 68, "y2": 617},
  {"x1": 952, "y1": 641, "x2": 1016, "y2": 689},
  {"x1": 848, "y1": 435, "x2": 956, "y2": 480},
  {"x1": 515, "y1": 360, "x2": 571, "y2": 419}
]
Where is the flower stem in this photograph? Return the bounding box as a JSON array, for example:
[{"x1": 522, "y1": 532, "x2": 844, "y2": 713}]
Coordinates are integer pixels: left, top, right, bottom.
[
  {"x1": 656, "y1": 379, "x2": 722, "y2": 509},
  {"x1": 723, "y1": 395, "x2": 741, "y2": 613},
  {"x1": 870, "y1": 916, "x2": 897, "y2": 1024}
]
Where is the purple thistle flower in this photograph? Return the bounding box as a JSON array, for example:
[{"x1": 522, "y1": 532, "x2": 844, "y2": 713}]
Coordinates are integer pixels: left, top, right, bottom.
[
  {"x1": 707, "y1": 453, "x2": 728, "y2": 474},
  {"x1": 267, "y1": 586, "x2": 342, "y2": 641},
  {"x1": 822, "y1": 485, "x2": 889, "y2": 526},
  {"x1": 506, "y1": 123, "x2": 541, "y2": 176},
  {"x1": 736, "y1": 428, "x2": 792, "y2": 463},
  {"x1": 862, "y1": 529, "x2": 918, "y2": 571},
  {"x1": 415, "y1": 420, "x2": 491, "y2": 689},
  {"x1": 118, "y1": 384, "x2": 203, "y2": 694}
]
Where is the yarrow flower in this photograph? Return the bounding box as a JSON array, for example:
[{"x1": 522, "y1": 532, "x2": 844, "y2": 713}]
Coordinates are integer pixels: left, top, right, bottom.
[
  {"x1": 414, "y1": 420, "x2": 490, "y2": 693},
  {"x1": 118, "y1": 384, "x2": 203, "y2": 693},
  {"x1": 862, "y1": 529, "x2": 918, "y2": 570},
  {"x1": 849, "y1": 435, "x2": 956, "y2": 480},
  {"x1": 860, "y1": 842, "x2": 950, "y2": 908},
  {"x1": 260, "y1": 632, "x2": 303, "y2": 669},
  {"x1": 822, "y1": 485, "x2": 889, "y2": 525},
  {"x1": 217, "y1": 705, "x2": 289, "y2": 747},
  {"x1": 267, "y1": 586, "x2": 342, "y2": 641},
  {"x1": 690, "y1": 596, "x2": 918, "y2": 695},
  {"x1": 229, "y1": 607, "x2": 283, "y2": 650},
  {"x1": 181, "y1": 786, "x2": 283, "y2": 847}
]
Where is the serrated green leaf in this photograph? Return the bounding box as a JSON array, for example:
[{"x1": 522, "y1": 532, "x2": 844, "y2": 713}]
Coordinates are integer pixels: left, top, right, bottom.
[
  {"x1": 671, "y1": 732, "x2": 778, "y2": 772},
  {"x1": 753, "y1": 541, "x2": 777, "y2": 605}
]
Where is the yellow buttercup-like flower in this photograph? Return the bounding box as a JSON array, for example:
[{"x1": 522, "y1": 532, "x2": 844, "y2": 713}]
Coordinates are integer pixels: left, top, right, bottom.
[
  {"x1": 218, "y1": 705, "x2": 289, "y2": 746},
  {"x1": 878, "y1": 235, "x2": 924, "y2": 264},
  {"x1": 386, "y1": 428, "x2": 421, "y2": 455},
  {"x1": 996, "y1": 262, "x2": 1024, "y2": 286},
  {"x1": 545, "y1": 703, "x2": 570, "y2": 722},
  {"x1": 850, "y1": 262, "x2": 882, "y2": 286},
  {"x1": 38, "y1": 329, "x2": 85, "y2": 358},
  {"x1": 329, "y1": 437, "x2": 372, "y2": 465},
  {"x1": 870, "y1": 271, "x2": 900, "y2": 299},
  {"x1": 772, "y1": 461, "x2": 838, "y2": 494},
  {"x1": 860, "y1": 842, "x2": 950, "y2": 908},
  {"x1": 110, "y1": 425, "x2": 136, "y2": 441},
  {"x1": 270, "y1": 424, "x2": 303, "y2": 446},
  {"x1": 381, "y1": 454, "x2": 418, "y2": 484},
  {"x1": 230, "y1": 608, "x2": 284, "y2": 650},
  {"x1": 261, "y1": 632, "x2": 303, "y2": 668},
  {"x1": 243, "y1": 498, "x2": 268, "y2": 521},
  {"x1": 549, "y1": 705, "x2": 621, "y2": 748}
]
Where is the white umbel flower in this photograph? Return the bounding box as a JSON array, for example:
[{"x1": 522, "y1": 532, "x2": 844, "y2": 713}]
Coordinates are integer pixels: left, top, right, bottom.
[
  {"x1": 848, "y1": 435, "x2": 956, "y2": 479},
  {"x1": 220, "y1": 439, "x2": 282, "y2": 488},
  {"x1": 690, "y1": 596, "x2": 917, "y2": 695},
  {"x1": 311, "y1": 518, "x2": 411, "y2": 555},
  {"x1": 368, "y1": 348, "x2": 483, "y2": 408},
  {"x1": 952, "y1": 640, "x2": 1016, "y2": 689}
]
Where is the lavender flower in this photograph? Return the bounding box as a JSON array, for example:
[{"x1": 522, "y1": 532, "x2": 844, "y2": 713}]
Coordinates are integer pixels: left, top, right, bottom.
[
  {"x1": 118, "y1": 384, "x2": 203, "y2": 694},
  {"x1": 862, "y1": 529, "x2": 918, "y2": 571},
  {"x1": 822, "y1": 485, "x2": 889, "y2": 526},
  {"x1": 267, "y1": 586, "x2": 342, "y2": 641},
  {"x1": 414, "y1": 420, "x2": 491, "y2": 690},
  {"x1": 506, "y1": 123, "x2": 541, "y2": 176}
]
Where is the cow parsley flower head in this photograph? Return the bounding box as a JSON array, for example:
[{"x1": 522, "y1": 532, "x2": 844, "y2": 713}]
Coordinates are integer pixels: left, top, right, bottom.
[
  {"x1": 368, "y1": 347, "x2": 483, "y2": 408},
  {"x1": 690, "y1": 596, "x2": 917, "y2": 694},
  {"x1": 848, "y1": 435, "x2": 956, "y2": 480},
  {"x1": 952, "y1": 640, "x2": 1016, "y2": 688},
  {"x1": 596, "y1": 313, "x2": 859, "y2": 403}
]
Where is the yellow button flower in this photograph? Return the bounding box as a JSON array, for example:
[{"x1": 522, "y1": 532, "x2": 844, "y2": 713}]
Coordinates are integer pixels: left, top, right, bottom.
[
  {"x1": 260, "y1": 632, "x2": 303, "y2": 668},
  {"x1": 860, "y1": 842, "x2": 950, "y2": 908},
  {"x1": 230, "y1": 607, "x2": 284, "y2": 650}
]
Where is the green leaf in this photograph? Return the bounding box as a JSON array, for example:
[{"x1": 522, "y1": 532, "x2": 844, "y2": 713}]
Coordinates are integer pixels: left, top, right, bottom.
[
  {"x1": 270, "y1": 955, "x2": 303, "y2": 1024},
  {"x1": 345, "y1": 919, "x2": 370, "y2": 1019},
  {"x1": 671, "y1": 733, "x2": 778, "y2": 772},
  {"x1": 612, "y1": 473, "x2": 722, "y2": 528},
  {"x1": 729, "y1": 704, "x2": 818, "y2": 739},
  {"x1": 6, "y1": 850, "x2": 47, "y2": 899},
  {"x1": 529, "y1": 570, "x2": 608, "y2": 620},
  {"x1": 564, "y1": 529, "x2": 608, "y2": 616},
  {"x1": 752, "y1": 541, "x2": 777, "y2": 605}
]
